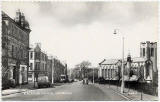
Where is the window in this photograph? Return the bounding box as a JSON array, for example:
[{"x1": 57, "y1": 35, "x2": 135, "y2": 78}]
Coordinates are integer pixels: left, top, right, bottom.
[
  {"x1": 143, "y1": 48, "x2": 145, "y2": 57},
  {"x1": 2, "y1": 43, "x2": 6, "y2": 49},
  {"x1": 28, "y1": 74, "x2": 32, "y2": 78},
  {"x1": 21, "y1": 49, "x2": 23, "y2": 59},
  {"x1": 30, "y1": 63, "x2": 33, "y2": 70},
  {"x1": 35, "y1": 52, "x2": 40, "y2": 60},
  {"x1": 151, "y1": 48, "x2": 154, "y2": 57},
  {"x1": 12, "y1": 45, "x2": 14, "y2": 57},
  {"x1": 30, "y1": 52, "x2": 33, "y2": 59},
  {"x1": 43, "y1": 63, "x2": 44, "y2": 70},
  {"x1": 14, "y1": 47, "x2": 17, "y2": 57}
]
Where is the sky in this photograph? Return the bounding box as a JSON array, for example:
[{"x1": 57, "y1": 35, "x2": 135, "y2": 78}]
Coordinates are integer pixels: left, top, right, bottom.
[{"x1": 2, "y1": 1, "x2": 158, "y2": 68}]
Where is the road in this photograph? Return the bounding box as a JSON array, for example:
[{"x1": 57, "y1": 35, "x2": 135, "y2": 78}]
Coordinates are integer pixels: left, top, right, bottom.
[{"x1": 2, "y1": 81, "x2": 128, "y2": 101}]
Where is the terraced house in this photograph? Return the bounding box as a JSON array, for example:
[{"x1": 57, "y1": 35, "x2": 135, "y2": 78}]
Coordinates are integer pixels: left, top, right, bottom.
[
  {"x1": 28, "y1": 43, "x2": 48, "y2": 83},
  {"x1": 2, "y1": 10, "x2": 31, "y2": 89}
]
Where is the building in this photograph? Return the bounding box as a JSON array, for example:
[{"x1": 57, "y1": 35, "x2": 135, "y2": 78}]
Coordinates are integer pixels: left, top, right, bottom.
[
  {"x1": 47, "y1": 56, "x2": 54, "y2": 84},
  {"x1": 86, "y1": 67, "x2": 99, "y2": 81},
  {"x1": 98, "y1": 59, "x2": 121, "y2": 80},
  {"x1": 72, "y1": 67, "x2": 82, "y2": 80},
  {"x1": 140, "y1": 41, "x2": 157, "y2": 84},
  {"x1": 28, "y1": 43, "x2": 48, "y2": 82},
  {"x1": 2, "y1": 10, "x2": 31, "y2": 87},
  {"x1": 98, "y1": 41, "x2": 158, "y2": 95},
  {"x1": 53, "y1": 58, "x2": 67, "y2": 82}
]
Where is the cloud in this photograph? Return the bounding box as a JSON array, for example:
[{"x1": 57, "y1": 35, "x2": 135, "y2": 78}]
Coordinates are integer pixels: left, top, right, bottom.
[
  {"x1": 2, "y1": 1, "x2": 158, "y2": 68},
  {"x1": 37, "y1": 2, "x2": 158, "y2": 27}
]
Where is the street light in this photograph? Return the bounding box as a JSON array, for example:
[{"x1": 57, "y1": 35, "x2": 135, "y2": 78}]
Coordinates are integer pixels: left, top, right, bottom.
[
  {"x1": 114, "y1": 29, "x2": 124, "y2": 93},
  {"x1": 93, "y1": 67, "x2": 94, "y2": 84}
]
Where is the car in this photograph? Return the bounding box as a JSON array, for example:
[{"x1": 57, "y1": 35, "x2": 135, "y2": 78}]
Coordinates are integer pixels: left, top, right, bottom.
[
  {"x1": 68, "y1": 78, "x2": 74, "y2": 83},
  {"x1": 98, "y1": 77, "x2": 106, "y2": 84},
  {"x1": 37, "y1": 76, "x2": 51, "y2": 88},
  {"x1": 60, "y1": 75, "x2": 67, "y2": 83}
]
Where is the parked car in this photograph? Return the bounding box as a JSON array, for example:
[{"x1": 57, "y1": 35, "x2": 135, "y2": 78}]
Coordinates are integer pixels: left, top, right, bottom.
[
  {"x1": 68, "y1": 78, "x2": 74, "y2": 83},
  {"x1": 60, "y1": 75, "x2": 67, "y2": 83},
  {"x1": 98, "y1": 77, "x2": 105, "y2": 84},
  {"x1": 83, "y1": 78, "x2": 89, "y2": 85},
  {"x1": 37, "y1": 76, "x2": 51, "y2": 88}
]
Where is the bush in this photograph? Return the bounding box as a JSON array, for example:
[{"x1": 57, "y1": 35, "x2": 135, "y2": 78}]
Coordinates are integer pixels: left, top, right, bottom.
[
  {"x1": 9, "y1": 79, "x2": 16, "y2": 88},
  {"x1": 2, "y1": 80, "x2": 10, "y2": 90},
  {"x1": 2, "y1": 79, "x2": 16, "y2": 90}
]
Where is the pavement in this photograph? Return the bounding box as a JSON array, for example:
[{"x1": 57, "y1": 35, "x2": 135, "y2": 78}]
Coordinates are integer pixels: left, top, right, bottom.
[
  {"x1": 2, "y1": 82, "x2": 35, "y2": 96},
  {"x1": 1, "y1": 81, "x2": 158, "y2": 101},
  {"x1": 94, "y1": 83, "x2": 159, "y2": 101}
]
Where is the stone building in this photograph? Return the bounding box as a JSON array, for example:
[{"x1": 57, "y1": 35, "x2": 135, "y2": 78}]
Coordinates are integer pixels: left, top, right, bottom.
[
  {"x1": 98, "y1": 41, "x2": 158, "y2": 95},
  {"x1": 28, "y1": 43, "x2": 48, "y2": 82},
  {"x1": 53, "y1": 58, "x2": 67, "y2": 82},
  {"x1": 98, "y1": 59, "x2": 121, "y2": 80},
  {"x1": 140, "y1": 41, "x2": 157, "y2": 84},
  {"x1": 2, "y1": 10, "x2": 31, "y2": 87}
]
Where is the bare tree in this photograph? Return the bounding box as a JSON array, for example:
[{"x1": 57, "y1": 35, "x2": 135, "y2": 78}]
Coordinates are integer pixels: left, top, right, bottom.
[{"x1": 76, "y1": 61, "x2": 91, "y2": 78}]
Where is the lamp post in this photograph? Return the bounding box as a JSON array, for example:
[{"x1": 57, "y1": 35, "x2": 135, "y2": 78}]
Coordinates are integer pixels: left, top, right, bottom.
[
  {"x1": 114, "y1": 29, "x2": 124, "y2": 93},
  {"x1": 93, "y1": 67, "x2": 95, "y2": 84}
]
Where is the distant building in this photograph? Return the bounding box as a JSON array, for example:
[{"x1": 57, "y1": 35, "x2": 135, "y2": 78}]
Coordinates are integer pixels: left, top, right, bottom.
[
  {"x1": 2, "y1": 10, "x2": 31, "y2": 87},
  {"x1": 98, "y1": 41, "x2": 158, "y2": 95},
  {"x1": 99, "y1": 41, "x2": 157, "y2": 82},
  {"x1": 28, "y1": 43, "x2": 48, "y2": 82},
  {"x1": 98, "y1": 59, "x2": 121, "y2": 80},
  {"x1": 53, "y1": 58, "x2": 67, "y2": 82},
  {"x1": 72, "y1": 67, "x2": 82, "y2": 79},
  {"x1": 86, "y1": 67, "x2": 99, "y2": 80}
]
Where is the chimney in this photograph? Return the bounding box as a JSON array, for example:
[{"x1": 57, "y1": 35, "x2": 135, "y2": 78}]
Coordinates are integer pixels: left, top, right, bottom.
[
  {"x1": 15, "y1": 9, "x2": 21, "y2": 24},
  {"x1": 21, "y1": 13, "x2": 25, "y2": 27}
]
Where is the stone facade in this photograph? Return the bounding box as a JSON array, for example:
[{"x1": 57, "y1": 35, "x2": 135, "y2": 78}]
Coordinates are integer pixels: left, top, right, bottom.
[
  {"x1": 47, "y1": 56, "x2": 55, "y2": 84},
  {"x1": 2, "y1": 10, "x2": 31, "y2": 86},
  {"x1": 98, "y1": 41, "x2": 157, "y2": 83},
  {"x1": 99, "y1": 59, "x2": 121, "y2": 80},
  {"x1": 28, "y1": 43, "x2": 48, "y2": 82},
  {"x1": 98, "y1": 41, "x2": 158, "y2": 95},
  {"x1": 53, "y1": 58, "x2": 67, "y2": 82}
]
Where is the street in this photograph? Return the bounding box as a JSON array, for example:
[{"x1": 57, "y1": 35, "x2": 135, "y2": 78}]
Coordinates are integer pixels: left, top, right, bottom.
[{"x1": 2, "y1": 81, "x2": 128, "y2": 101}]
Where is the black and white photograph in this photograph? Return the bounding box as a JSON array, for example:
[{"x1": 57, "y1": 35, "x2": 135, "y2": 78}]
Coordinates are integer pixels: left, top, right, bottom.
[{"x1": 1, "y1": 0, "x2": 159, "y2": 101}]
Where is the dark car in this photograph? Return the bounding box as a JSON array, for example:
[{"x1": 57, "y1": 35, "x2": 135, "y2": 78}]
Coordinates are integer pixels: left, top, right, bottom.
[
  {"x1": 98, "y1": 77, "x2": 106, "y2": 84},
  {"x1": 37, "y1": 76, "x2": 51, "y2": 88}
]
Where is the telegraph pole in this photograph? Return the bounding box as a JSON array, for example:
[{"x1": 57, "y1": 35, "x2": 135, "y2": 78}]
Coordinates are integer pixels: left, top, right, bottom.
[
  {"x1": 121, "y1": 36, "x2": 124, "y2": 93},
  {"x1": 114, "y1": 29, "x2": 124, "y2": 93},
  {"x1": 93, "y1": 67, "x2": 94, "y2": 84}
]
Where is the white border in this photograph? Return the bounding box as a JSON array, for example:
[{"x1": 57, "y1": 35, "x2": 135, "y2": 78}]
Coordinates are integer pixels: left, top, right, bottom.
[{"x1": 0, "y1": 0, "x2": 159, "y2": 102}]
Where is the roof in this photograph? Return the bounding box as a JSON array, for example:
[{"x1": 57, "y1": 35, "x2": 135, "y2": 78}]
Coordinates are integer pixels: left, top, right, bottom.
[
  {"x1": 101, "y1": 59, "x2": 120, "y2": 65},
  {"x1": 132, "y1": 57, "x2": 146, "y2": 63},
  {"x1": 99, "y1": 56, "x2": 147, "y2": 65},
  {"x1": 2, "y1": 11, "x2": 31, "y2": 33},
  {"x1": 88, "y1": 67, "x2": 98, "y2": 69}
]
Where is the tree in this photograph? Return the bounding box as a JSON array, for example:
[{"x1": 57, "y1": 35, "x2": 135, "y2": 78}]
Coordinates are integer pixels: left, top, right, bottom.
[{"x1": 76, "y1": 61, "x2": 91, "y2": 78}]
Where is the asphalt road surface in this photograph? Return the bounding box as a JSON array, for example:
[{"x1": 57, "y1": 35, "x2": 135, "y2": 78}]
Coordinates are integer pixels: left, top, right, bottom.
[{"x1": 2, "y1": 81, "x2": 128, "y2": 101}]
